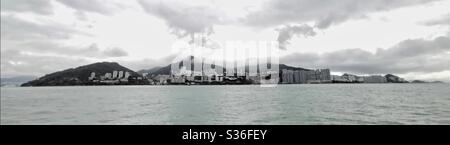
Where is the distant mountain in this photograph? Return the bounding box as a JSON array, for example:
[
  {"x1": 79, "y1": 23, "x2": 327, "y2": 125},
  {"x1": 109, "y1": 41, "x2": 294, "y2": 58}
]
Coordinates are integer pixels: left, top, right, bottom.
[
  {"x1": 141, "y1": 56, "x2": 224, "y2": 77},
  {"x1": 1, "y1": 75, "x2": 37, "y2": 87},
  {"x1": 142, "y1": 63, "x2": 218, "y2": 77},
  {"x1": 148, "y1": 64, "x2": 172, "y2": 76},
  {"x1": 140, "y1": 56, "x2": 310, "y2": 77},
  {"x1": 411, "y1": 80, "x2": 427, "y2": 83},
  {"x1": 21, "y1": 62, "x2": 141, "y2": 86},
  {"x1": 279, "y1": 64, "x2": 310, "y2": 71},
  {"x1": 137, "y1": 66, "x2": 162, "y2": 74}
]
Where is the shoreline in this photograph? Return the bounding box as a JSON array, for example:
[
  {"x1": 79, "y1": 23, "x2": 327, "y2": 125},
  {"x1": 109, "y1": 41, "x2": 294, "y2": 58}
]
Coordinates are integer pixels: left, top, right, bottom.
[{"x1": 5, "y1": 82, "x2": 446, "y2": 88}]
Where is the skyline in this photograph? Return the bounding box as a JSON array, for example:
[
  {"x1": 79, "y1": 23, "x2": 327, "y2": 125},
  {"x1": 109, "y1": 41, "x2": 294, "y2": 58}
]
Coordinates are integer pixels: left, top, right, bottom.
[{"x1": 1, "y1": 0, "x2": 450, "y2": 82}]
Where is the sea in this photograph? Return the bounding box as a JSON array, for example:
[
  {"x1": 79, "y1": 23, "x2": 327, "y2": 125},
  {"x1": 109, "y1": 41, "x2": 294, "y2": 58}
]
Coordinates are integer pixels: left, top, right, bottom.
[{"x1": 1, "y1": 84, "x2": 449, "y2": 125}]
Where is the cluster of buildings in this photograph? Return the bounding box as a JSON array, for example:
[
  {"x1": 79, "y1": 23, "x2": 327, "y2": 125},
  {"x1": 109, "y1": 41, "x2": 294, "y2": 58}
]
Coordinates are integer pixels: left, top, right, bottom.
[
  {"x1": 331, "y1": 73, "x2": 407, "y2": 83},
  {"x1": 168, "y1": 71, "x2": 265, "y2": 85},
  {"x1": 280, "y1": 69, "x2": 331, "y2": 84},
  {"x1": 147, "y1": 66, "x2": 334, "y2": 85},
  {"x1": 85, "y1": 63, "x2": 408, "y2": 85},
  {"x1": 88, "y1": 70, "x2": 133, "y2": 84},
  {"x1": 142, "y1": 65, "x2": 278, "y2": 85},
  {"x1": 93, "y1": 68, "x2": 409, "y2": 85},
  {"x1": 332, "y1": 74, "x2": 377, "y2": 83},
  {"x1": 147, "y1": 74, "x2": 171, "y2": 85},
  {"x1": 143, "y1": 66, "x2": 407, "y2": 85}
]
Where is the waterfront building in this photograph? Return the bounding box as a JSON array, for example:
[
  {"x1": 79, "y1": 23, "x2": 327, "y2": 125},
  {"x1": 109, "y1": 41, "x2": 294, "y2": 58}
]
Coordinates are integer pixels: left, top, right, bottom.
[
  {"x1": 363, "y1": 75, "x2": 387, "y2": 83},
  {"x1": 356, "y1": 77, "x2": 364, "y2": 83},
  {"x1": 124, "y1": 72, "x2": 130, "y2": 79},
  {"x1": 217, "y1": 75, "x2": 224, "y2": 82},
  {"x1": 112, "y1": 71, "x2": 118, "y2": 79},
  {"x1": 299, "y1": 71, "x2": 308, "y2": 83},
  {"x1": 281, "y1": 69, "x2": 294, "y2": 84},
  {"x1": 120, "y1": 71, "x2": 130, "y2": 82},
  {"x1": 332, "y1": 74, "x2": 387, "y2": 83},
  {"x1": 88, "y1": 72, "x2": 95, "y2": 81},
  {"x1": 288, "y1": 70, "x2": 294, "y2": 83},
  {"x1": 280, "y1": 68, "x2": 331, "y2": 84},
  {"x1": 319, "y1": 69, "x2": 331, "y2": 81},
  {"x1": 171, "y1": 75, "x2": 186, "y2": 84},
  {"x1": 306, "y1": 71, "x2": 316, "y2": 81},
  {"x1": 118, "y1": 71, "x2": 124, "y2": 79},
  {"x1": 153, "y1": 75, "x2": 170, "y2": 85},
  {"x1": 331, "y1": 75, "x2": 348, "y2": 83},
  {"x1": 293, "y1": 71, "x2": 300, "y2": 83},
  {"x1": 105, "y1": 73, "x2": 112, "y2": 80}
]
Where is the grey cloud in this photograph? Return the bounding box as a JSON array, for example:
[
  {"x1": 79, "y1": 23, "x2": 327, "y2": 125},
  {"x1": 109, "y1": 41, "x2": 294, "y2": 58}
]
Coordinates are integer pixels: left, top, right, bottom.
[
  {"x1": 281, "y1": 35, "x2": 450, "y2": 74},
  {"x1": 243, "y1": 0, "x2": 437, "y2": 50},
  {"x1": 1, "y1": 0, "x2": 54, "y2": 15},
  {"x1": 0, "y1": 14, "x2": 115, "y2": 59},
  {"x1": 1, "y1": 49, "x2": 90, "y2": 77},
  {"x1": 15, "y1": 42, "x2": 128, "y2": 58},
  {"x1": 424, "y1": 13, "x2": 450, "y2": 26},
  {"x1": 244, "y1": 0, "x2": 436, "y2": 28},
  {"x1": 1, "y1": 5, "x2": 126, "y2": 77},
  {"x1": 2, "y1": 15, "x2": 70, "y2": 40},
  {"x1": 56, "y1": 0, "x2": 123, "y2": 15},
  {"x1": 1, "y1": 43, "x2": 128, "y2": 77},
  {"x1": 101, "y1": 47, "x2": 129, "y2": 57},
  {"x1": 1, "y1": 15, "x2": 87, "y2": 40},
  {"x1": 377, "y1": 36, "x2": 450, "y2": 58},
  {"x1": 138, "y1": 0, "x2": 224, "y2": 38},
  {"x1": 276, "y1": 24, "x2": 316, "y2": 49}
]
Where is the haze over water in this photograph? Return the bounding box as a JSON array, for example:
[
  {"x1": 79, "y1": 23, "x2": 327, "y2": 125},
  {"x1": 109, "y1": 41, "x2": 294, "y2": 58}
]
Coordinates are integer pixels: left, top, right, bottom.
[{"x1": 1, "y1": 84, "x2": 449, "y2": 125}]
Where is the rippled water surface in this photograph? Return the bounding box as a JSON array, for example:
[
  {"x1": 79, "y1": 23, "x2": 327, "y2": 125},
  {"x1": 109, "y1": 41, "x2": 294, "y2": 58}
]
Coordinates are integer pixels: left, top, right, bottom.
[{"x1": 1, "y1": 84, "x2": 450, "y2": 124}]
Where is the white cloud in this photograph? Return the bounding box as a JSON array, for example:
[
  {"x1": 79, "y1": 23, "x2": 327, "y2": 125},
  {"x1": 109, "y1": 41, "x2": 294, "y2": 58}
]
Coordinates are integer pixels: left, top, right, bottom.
[{"x1": 281, "y1": 35, "x2": 450, "y2": 77}]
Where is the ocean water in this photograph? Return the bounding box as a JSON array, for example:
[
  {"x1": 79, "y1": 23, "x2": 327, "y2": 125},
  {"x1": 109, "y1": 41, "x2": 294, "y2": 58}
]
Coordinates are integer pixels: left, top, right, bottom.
[{"x1": 1, "y1": 84, "x2": 450, "y2": 125}]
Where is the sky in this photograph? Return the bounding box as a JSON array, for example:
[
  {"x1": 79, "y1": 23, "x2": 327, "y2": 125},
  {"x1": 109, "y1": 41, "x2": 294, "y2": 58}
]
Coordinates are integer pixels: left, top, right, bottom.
[{"x1": 1, "y1": 0, "x2": 449, "y2": 82}]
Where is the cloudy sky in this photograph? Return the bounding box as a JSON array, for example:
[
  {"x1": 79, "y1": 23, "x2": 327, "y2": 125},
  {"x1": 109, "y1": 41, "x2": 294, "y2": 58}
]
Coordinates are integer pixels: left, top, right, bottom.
[{"x1": 1, "y1": 0, "x2": 449, "y2": 82}]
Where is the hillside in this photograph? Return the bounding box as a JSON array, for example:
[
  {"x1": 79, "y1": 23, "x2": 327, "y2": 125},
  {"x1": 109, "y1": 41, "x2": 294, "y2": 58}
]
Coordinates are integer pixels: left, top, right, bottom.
[
  {"x1": 137, "y1": 66, "x2": 162, "y2": 74},
  {"x1": 21, "y1": 62, "x2": 141, "y2": 86}
]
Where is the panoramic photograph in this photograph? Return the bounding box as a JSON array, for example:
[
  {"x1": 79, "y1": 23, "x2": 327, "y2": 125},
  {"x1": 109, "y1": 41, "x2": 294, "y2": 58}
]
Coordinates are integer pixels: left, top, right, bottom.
[{"x1": 1, "y1": 0, "x2": 450, "y2": 128}]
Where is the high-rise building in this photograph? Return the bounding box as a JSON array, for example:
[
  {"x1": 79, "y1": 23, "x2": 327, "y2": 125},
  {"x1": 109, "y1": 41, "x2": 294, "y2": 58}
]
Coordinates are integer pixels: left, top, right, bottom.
[
  {"x1": 281, "y1": 69, "x2": 331, "y2": 84},
  {"x1": 281, "y1": 69, "x2": 288, "y2": 83},
  {"x1": 363, "y1": 75, "x2": 387, "y2": 83},
  {"x1": 118, "y1": 71, "x2": 124, "y2": 79},
  {"x1": 320, "y1": 69, "x2": 331, "y2": 81},
  {"x1": 307, "y1": 71, "x2": 316, "y2": 81},
  {"x1": 124, "y1": 72, "x2": 130, "y2": 79},
  {"x1": 112, "y1": 71, "x2": 118, "y2": 79},
  {"x1": 280, "y1": 69, "x2": 295, "y2": 84},
  {"x1": 293, "y1": 70, "x2": 300, "y2": 83},
  {"x1": 120, "y1": 71, "x2": 130, "y2": 82}
]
